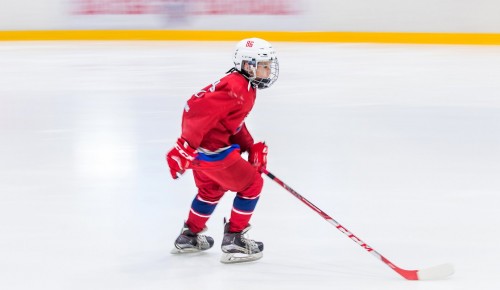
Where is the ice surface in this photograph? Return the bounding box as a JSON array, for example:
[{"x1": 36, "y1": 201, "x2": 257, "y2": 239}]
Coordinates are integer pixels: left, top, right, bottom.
[{"x1": 1, "y1": 41, "x2": 499, "y2": 290}]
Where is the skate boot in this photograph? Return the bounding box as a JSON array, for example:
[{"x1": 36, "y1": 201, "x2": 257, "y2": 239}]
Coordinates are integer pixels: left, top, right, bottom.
[
  {"x1": 171, "y1": 223, "x2": 214, "y2": 254},
  {"x1": 220, "y1": 221, "x2": 264, "y2": 263}
]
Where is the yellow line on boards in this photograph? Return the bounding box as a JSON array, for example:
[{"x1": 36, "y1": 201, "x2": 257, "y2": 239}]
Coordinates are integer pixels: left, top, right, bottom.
[{"x1": 1, "y1": 30, "x2": 500, "y2": 45}]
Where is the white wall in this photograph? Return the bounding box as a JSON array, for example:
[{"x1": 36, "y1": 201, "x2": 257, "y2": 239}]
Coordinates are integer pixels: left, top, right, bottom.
[
  {"x1": 0, "y1": 0, "x2": 64, "y2": 30},
  {"x1": 1, "y1": 0, "x2": 499, "y2": 32},
  {"x1": 317, "y1": 0, "x2": 500, "y2": 32}
]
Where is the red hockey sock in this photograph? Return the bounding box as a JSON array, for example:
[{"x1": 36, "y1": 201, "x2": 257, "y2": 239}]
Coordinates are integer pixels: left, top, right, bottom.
[{"x1": 229, "y1": 171, "x2": 263, "y2": 232}]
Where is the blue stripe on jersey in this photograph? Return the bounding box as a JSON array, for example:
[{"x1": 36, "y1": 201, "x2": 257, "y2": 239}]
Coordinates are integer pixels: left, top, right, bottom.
[
  {"x1": 191, "y1": 197, "x2": 217, "y2": 215},
  {"x1": 233, "y1": 195, "x2": 260, "y2": 213},
  {"x1": 196, "y1": 144, "x2": 240, "y2": 162}
]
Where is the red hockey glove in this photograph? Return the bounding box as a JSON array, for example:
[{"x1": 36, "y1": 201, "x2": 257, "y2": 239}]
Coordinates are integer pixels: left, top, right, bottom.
[
  {"x1": 248, "y1": 142, "x2": 268, "y2": 169},
  {"x1": 166, "y1": 138, "x2": 197, "y2": 179}
]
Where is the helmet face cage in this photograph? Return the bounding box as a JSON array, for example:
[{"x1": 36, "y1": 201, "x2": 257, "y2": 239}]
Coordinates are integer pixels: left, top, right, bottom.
[
  {"x1": 233, "y1": 38, "x2": 279, "y2": 89},
  {"x1": 251, "y1": 57, "x2": 279, "y2": 89}
]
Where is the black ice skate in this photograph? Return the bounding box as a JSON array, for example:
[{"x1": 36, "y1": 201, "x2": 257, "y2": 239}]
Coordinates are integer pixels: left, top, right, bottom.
[
  {"x1": 171, "y1": 223, "x2": 214, "y2": 254},
  {"x1": 220, "y1": 221, "x2": 264, "y2": 264}
]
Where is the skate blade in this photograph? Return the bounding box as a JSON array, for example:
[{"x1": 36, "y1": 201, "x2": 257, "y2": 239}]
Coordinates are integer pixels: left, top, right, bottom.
[
  {"x1": 220, "y1": 252, "x2": 263, "y2": 264},
  {"x1": 170, "y1": 247, "x2": 203, "y2": 254}
]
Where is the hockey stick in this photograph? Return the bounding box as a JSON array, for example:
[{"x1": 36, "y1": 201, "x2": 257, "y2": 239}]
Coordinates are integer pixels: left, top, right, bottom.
[{"x1": 260, "y1": 167, "x2": 454, "y2": 280}]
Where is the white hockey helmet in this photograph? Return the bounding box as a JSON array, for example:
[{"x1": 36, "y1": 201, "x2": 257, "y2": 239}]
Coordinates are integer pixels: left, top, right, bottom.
[{"x1": 233, "y1": 37, "x2": 279, "y2": 89}]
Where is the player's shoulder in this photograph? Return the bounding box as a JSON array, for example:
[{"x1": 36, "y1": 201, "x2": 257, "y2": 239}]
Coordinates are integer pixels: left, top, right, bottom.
[{"x1": 219, "y1": 72, "x2": 253, "y2": 94}]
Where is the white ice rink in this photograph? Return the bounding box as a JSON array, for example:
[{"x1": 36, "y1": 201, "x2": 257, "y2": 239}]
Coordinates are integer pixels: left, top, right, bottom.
[{"x1": 1, "y1": 41, "x2": 499, "y2": 290}]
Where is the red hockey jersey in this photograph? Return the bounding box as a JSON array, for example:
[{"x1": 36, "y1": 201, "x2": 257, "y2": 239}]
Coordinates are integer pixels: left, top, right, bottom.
[{"x1": 181, "y1": 72, "x2": 255, "y2": 153}]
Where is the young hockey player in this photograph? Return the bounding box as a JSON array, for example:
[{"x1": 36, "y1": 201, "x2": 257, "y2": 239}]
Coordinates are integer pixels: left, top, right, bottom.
[{"x1": 166, "y1": 38, "x2": 279, "y2": 263}]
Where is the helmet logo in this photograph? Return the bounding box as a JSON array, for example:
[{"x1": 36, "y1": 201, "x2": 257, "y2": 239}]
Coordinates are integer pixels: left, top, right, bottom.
[{"x1": 246, "y1": 41, "x2": 254, "y2": 47}]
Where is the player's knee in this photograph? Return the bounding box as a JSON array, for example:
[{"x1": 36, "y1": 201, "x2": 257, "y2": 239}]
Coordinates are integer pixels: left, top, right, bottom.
[
  {"x1": 239, "y1": 171, "x2": 263, "y2": 198},
  {"x1": 253, "y1": 172, "x2": 264, "y2": 193},
  {"x1": 198, "y1": 186, "x2": 225, "y2": 201}
]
